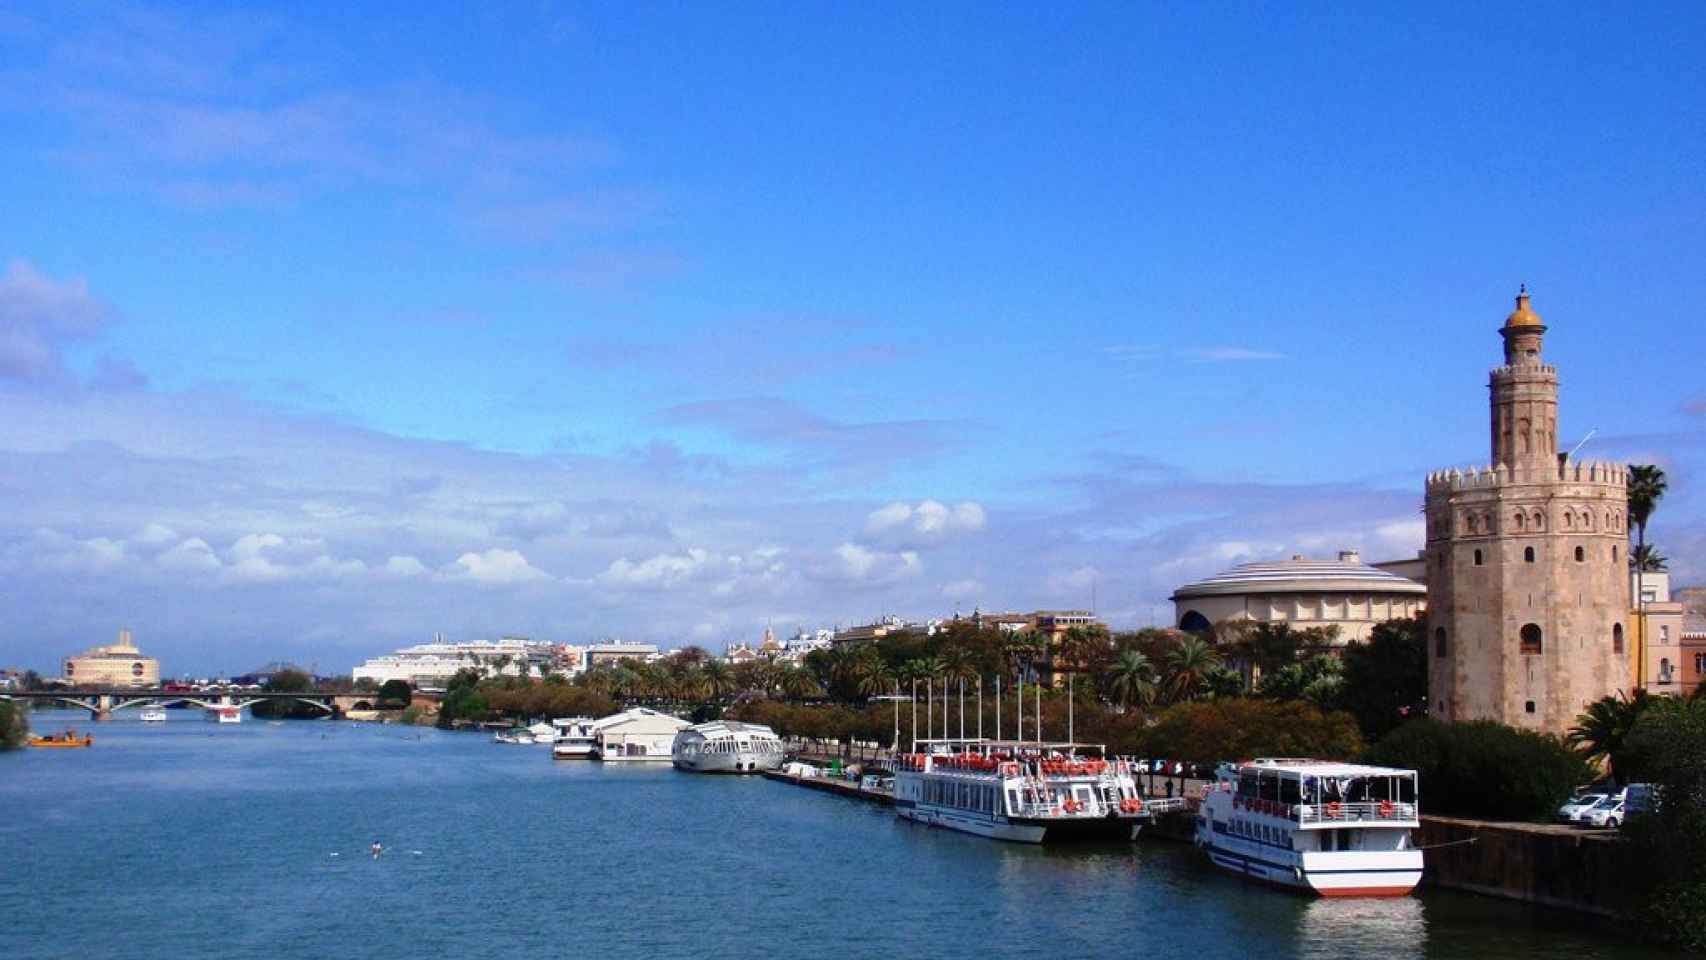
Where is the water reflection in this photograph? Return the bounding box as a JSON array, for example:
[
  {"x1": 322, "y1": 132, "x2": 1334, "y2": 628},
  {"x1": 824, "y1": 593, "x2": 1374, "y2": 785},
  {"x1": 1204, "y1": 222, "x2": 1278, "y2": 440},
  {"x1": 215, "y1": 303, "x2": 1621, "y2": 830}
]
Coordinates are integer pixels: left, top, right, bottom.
[{"x1": 1296, "y1": 896, "x2": 1426, "y2": 960}]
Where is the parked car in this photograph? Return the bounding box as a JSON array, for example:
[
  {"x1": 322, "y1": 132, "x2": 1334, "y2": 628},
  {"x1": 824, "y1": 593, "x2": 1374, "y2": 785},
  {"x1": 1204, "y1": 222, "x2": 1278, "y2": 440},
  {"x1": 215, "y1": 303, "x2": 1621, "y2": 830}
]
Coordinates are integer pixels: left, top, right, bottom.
[
  {"x1": 1557, "y1": 793, "x2": 1606, "y2": 823},
  {"x1": 1624, "y1": 783, "x2": 1657, "y2": 817},
  {"x1": 1578, "y1": 794, "x2": 1627, "y2": 829}
]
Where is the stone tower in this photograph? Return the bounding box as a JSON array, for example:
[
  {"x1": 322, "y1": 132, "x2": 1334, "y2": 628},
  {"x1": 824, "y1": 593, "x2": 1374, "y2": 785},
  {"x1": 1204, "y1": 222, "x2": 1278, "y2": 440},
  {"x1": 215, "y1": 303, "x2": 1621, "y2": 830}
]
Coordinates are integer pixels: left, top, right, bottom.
[{"x1": 1424, "y1": 290, "x2": 1629, "y2": 735}]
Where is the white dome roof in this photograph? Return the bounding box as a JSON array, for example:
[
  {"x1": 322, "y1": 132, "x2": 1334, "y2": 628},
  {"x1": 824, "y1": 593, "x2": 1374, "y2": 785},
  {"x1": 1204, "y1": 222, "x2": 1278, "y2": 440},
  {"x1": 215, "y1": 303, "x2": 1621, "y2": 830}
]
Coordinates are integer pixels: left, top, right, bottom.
[{"x1": 1171, "y1": 552, "x2": 1425, "y2": 600}]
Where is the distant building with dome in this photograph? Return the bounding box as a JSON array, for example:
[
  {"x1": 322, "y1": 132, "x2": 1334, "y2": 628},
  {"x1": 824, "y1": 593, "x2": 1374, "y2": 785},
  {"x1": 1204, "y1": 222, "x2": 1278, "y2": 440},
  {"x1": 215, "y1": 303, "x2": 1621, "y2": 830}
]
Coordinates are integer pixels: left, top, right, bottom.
[
  {"x1": 1171, "y1": 550, "x2": 1426, "y2": 644},
  {"x1": 62, "y1": 629, "x2": 160, "y2": 687}
]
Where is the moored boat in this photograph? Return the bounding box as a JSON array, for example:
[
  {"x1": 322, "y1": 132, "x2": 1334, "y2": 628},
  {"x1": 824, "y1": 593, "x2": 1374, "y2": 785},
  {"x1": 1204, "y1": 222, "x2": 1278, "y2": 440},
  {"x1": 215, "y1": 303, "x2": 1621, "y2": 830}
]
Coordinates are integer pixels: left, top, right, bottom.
[
  {"x1": 551, "y1": 717, "x2": 598, "y2": 759},
  {"x1": 671, "y1": 720, "x2": 785, "y2": 774},
  {"x1": 894, "y1": 739, "x2": 1166, "y2": 843},
  {"x1": 30, "y1": 730, "x2": 94, "y2": 748},
  {"x1": 139, "y1": 708, "x2": 167, "y2": 722},
  {"x1": 1194, "y1": 758, "x2": 1423, "y2": 897}
]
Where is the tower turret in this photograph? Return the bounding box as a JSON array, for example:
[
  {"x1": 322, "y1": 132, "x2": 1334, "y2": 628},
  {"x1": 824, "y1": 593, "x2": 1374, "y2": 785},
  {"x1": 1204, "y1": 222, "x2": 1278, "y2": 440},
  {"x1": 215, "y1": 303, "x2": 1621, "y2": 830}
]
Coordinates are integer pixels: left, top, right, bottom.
[{"x1": 1489, "y1": 286, "x2": 1558, "y2": 470}]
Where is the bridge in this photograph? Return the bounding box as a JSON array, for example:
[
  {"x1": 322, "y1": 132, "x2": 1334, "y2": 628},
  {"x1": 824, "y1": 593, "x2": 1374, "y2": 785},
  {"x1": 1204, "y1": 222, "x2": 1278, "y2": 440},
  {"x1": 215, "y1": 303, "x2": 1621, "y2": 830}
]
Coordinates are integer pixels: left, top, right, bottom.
[{"x1": 0, "y1": 689, "x2": 375, "y2": 721}]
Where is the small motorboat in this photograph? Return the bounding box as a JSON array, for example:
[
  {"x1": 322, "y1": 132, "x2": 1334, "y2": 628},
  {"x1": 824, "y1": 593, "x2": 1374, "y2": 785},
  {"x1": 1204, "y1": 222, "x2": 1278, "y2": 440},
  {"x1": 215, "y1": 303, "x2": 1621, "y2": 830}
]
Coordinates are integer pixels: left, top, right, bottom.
[
  {"x1": 139, "y1": 708, "x2": 168, "y2": 723},
  {"x1": 30, "y1": 730, "x2": 94, "y2": 748}
]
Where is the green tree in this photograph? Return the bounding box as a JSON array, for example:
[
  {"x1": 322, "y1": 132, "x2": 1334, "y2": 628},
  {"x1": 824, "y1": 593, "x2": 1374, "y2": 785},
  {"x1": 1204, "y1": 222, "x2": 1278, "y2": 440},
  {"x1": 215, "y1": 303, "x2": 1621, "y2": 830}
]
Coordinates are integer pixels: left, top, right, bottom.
[
  {"x1": 1142, "y1": 698, "x2": 1362, "y2": 762},
  {"x1": 1339, "y1": 617, "x2": 1428, "y2": 740},
  {"x1": 1567, "y1": 689, "x2": 1651, "y2": 785},
  {"x1": 1257, "y1": 654, "x2": 1342, "y2": 706},
  {"x1": 0, "y1": 698, "x2": 28, "y2": 749},
  {"x1": 1363, "y1": 720, "x2": 1592, "y2": 821},
  {"x1": 699, "y1": 660, "x2": 735, "y2": 701},
  {"x1": 1104, "y1": 650, "x2": 1157, "y2": 710},
  {"x1": 1164, "y1": 635, "x2": 1222, "y2": 703},
  {"x1": 377, "y1": 679, "x2": 412, "y2": 709},
  {"x1": 253, "y1": 668, "x2": 319, "y2": 719},
  {"x1": 1620, "y1": 695, "x2": 1706, "y2": 950},
  {"x1": 1630, "y1": 543, "x2": 1667, "y2": 572}
]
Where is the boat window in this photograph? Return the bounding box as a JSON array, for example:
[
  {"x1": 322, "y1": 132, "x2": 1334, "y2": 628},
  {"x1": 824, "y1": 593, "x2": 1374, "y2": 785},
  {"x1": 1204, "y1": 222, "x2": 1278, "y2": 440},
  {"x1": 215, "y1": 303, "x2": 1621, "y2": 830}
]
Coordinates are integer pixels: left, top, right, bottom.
[{"x1": 1279, "y1": 777, "x2": 1301, "y2": 805}]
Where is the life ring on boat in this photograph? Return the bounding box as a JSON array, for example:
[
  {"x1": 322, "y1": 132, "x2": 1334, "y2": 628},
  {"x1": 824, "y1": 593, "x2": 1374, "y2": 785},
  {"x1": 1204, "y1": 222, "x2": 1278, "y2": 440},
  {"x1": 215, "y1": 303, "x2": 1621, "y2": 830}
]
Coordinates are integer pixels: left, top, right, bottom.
[
  {"x1": 1325, "y1": 802, "x2": 1342, "y2": 820},
  {"x1": 1379, "y1": 801, "x2": 1395, "y2": 818}
]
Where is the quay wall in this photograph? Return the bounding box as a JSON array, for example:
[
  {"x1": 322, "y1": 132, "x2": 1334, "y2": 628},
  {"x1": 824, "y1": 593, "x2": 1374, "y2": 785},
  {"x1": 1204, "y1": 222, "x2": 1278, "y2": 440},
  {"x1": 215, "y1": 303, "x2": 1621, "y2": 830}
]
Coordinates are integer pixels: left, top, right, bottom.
[{"x1": 1416, "y1": 816, "x2": 1634, "y2": 918}]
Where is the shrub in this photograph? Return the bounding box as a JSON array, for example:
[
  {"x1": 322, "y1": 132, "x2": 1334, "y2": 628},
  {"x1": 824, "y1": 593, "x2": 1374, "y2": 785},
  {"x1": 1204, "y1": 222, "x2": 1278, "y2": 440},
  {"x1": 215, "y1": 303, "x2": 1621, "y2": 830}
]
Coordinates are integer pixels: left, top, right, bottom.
[
  {"x1": 1620, "y1": 696, "x2": 1706, "y2": 950},
  {"x1": 377, "y1": 679, "x2": 412, "y2": 709},
  {"x1": 1139, "y1": 698, "x2": 1363, "y2": 762},
  {"x1": 0, "y1": 698, "x2": 27, "y2": 750},
  {"x1": 1362, "y1": 719, "x2": 1592, "y2": 821}
]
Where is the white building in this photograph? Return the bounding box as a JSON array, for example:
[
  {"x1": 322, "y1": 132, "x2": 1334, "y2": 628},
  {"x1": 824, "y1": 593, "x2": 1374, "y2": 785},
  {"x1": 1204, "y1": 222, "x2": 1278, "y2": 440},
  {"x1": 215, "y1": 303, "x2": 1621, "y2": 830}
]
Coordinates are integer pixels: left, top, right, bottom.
[
  {"x1": 592, "y1": 707, "x2": 690, "y2": 762},
  {"x1": 583, "y1": 642, "x2": 660, "y2": 669},
  {"x1": 351, "y1": 636, "x2": 557, "y2": 688},
  {"x1": 1170, "y1": 550, "x2": 1427, "y2": 645}
]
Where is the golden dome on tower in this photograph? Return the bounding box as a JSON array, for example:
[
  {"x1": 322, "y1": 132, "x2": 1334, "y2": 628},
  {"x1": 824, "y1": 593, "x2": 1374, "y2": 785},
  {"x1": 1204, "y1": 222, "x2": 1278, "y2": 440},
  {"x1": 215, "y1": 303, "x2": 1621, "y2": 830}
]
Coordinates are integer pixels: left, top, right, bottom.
[{"x1": 1504, "y1": 285, "x2": 1543, "y2": 328}]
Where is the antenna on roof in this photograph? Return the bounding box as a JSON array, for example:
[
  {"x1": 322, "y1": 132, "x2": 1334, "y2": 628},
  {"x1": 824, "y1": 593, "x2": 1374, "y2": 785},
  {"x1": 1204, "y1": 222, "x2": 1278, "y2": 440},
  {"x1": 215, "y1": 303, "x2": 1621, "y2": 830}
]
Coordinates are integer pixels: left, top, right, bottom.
[{"x1": 1566, "y1": 428, "x2": 1597, "y2": 461}]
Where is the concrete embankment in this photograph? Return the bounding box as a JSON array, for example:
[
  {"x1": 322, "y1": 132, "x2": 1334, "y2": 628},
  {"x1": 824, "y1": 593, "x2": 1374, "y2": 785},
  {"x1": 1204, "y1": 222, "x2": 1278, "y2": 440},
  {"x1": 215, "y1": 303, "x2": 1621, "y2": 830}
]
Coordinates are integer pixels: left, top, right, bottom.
[
  {"x1": 763, "y1": 769, "x2": 894, "y2": 805},
  {"x1": 1416, "y1": 816, "x2": 1634, "y2": 918}
]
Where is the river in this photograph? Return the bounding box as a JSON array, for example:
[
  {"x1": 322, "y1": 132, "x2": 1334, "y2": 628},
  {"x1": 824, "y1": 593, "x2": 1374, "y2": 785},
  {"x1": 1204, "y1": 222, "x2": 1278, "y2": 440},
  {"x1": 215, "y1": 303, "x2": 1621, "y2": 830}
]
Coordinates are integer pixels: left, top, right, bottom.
[{"x1": 0, "y1": 710, "x2": 1653, "y2": 960}]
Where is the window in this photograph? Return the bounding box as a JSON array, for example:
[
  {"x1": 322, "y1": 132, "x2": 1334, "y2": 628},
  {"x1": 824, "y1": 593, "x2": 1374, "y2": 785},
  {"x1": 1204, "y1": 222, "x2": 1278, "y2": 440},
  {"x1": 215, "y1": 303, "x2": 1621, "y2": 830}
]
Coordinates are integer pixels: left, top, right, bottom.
[
  {"x1": 1613, "y1": 546, "x2": 1619, "y2": 563},
  {"x1": 1474, "y1": 549, "x2": 1483, "y2": 566},
  {"x1": 1525, "y1": 700, "x2": 1536, "y2": 714},
  {"x1": 1520, "y1": 623, "x2": 1543, "y2": 655},
  {"x1": 1525, "y1": 546, "x2": 1536, "y2": 563},
  {"x1": 1613, "y1": 624, "x2": 1624, "y2": 655},
  {"x1": 1695, "y1": 653, "x2": 1705, "y2": 674},
  {"x1": 1660, "y1": 658, "x2": 1674, "y2": 683},
  {"x1": 1575, "y1": 546, "x2": 1584, "y2": 562},
  {"x1": 1434, "y1": 627, "x2": 1448, "y2": 658},
  {"x1": 1661, "y1": 626, "x2": 1671, "y2": 643}
]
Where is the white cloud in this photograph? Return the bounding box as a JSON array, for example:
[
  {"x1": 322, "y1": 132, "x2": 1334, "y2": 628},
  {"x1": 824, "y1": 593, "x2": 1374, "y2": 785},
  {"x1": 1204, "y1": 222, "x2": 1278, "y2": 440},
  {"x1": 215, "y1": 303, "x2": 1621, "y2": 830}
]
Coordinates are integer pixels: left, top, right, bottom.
[
  {"x1": 0, "y1": 260, "x2": 113, "y2": 385},
  {"x1": 596, "y1": 548, "x2": 713, "y2": 588},
  {"x1": 156, "y1": 537, "x2": 222, "y2": 573},
  {"x1": 449, "y1": 548, "x2": 550, "y2": 584},
  {"x1": 864, "y1": 499, "x2": 986, "y2": 542},
  {"x1": 380, "y1": 555, "x2": 428, "y2": 578},
  {"x1": 1046, "y1": 565, "x2": 1100, "y2": 598},
  {"x1": 831, "y1": 543, "x2": 922, "y2": 584},
  {"x1": 940, "y1": 578, "x2": 984, "y2": 601}
]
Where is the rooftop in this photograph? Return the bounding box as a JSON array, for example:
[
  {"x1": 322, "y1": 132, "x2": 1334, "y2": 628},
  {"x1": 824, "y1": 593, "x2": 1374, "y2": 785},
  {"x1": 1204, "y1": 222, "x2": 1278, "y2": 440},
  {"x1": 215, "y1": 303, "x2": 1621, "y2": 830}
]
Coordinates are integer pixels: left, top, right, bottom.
[{"x1": 1171, "y1": 550, "x2": 1426, "y2": 600}]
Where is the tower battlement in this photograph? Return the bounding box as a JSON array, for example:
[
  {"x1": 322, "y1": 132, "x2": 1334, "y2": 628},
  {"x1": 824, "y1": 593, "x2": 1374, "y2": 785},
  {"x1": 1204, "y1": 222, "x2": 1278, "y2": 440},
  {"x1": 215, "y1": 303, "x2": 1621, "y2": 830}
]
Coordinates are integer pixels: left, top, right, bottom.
[
  {"x1": 1489, "y1": 362, "x2": 1557, "y2": 379},
  {"x1": 1425, "y1": 460, "x2": 1628, "y2": 495}
]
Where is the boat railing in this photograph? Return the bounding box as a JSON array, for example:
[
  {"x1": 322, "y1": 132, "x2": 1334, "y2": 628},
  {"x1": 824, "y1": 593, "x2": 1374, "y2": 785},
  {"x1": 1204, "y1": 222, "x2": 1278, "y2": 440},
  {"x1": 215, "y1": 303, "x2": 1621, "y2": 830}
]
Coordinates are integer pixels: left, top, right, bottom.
[{"x1": 1294, "y1": 800, "x2": 1418, "y2": 823}]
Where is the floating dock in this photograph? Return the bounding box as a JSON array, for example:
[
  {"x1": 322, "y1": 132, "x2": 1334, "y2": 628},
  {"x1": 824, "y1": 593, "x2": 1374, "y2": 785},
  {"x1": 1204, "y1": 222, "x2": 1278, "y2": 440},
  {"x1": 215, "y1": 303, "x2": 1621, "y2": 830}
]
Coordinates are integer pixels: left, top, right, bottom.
[{"x1": 763, "y1": 768, "x2": 895, "y2": 805}]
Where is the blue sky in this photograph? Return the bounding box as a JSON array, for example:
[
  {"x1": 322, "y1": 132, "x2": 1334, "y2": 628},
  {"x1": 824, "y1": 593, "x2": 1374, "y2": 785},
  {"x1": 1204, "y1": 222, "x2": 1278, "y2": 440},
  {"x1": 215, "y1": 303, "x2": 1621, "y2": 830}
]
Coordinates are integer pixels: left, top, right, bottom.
[{"x1": 2, "y1": 2, "x2": 1703, "y2": 673}]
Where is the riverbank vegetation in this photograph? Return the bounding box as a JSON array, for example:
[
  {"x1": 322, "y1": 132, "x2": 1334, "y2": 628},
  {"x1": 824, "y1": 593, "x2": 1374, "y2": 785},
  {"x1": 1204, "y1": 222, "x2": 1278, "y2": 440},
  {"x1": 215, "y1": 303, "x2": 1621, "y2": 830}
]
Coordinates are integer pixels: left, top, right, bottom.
[
  {"x1": 0, "y1": 698, "x2": 27, "y2": 749},
  {"x1": 1362, "y1": 719, "x2": 1592, "y2": 821}
]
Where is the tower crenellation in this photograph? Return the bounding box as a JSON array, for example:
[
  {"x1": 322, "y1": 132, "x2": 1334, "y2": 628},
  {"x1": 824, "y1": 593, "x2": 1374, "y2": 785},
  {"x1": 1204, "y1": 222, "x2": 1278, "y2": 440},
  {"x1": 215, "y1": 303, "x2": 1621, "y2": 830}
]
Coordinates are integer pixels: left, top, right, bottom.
[{"x1": 1424, "y1": 289, "x2": 1628, "y2": 736}]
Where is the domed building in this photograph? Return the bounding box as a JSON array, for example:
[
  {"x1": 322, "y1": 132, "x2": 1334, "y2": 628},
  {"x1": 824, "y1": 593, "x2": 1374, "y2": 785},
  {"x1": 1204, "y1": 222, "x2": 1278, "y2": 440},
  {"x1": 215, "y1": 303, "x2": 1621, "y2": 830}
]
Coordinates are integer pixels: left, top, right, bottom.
[{"x1": 1171, "y1": 550, "x2": 1426, "y2": 644}]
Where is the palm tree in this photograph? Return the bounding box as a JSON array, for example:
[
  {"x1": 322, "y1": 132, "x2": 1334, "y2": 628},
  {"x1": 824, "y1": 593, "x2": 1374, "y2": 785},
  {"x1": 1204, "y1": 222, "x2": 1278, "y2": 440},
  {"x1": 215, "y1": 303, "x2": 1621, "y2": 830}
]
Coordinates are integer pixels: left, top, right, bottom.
[
  {"x1": 700, "y1": 660, "x2": 735, "y2": 701},
  {"x1": 1165, "y1": 636, "x2": 1223, "y2": 703},
  {"x1": 1568, "y1": 690, "x2": 1651, "y2": 785},
  {"x1": 1628, "y1": 463, "x2": 1670, "y2": 690},
  {"x1": 1630, "y1": 544, "x2": 1668, "y2": 572},
  {"x1": 1105, "y1": 650, "x2": 1156, "y2": 710},
  {"x1": 778, "y1": 666, "x2": 822, "y2": 701},
  {"x1": 853, "y1": 649, "x2": 894, "y2": 701}
]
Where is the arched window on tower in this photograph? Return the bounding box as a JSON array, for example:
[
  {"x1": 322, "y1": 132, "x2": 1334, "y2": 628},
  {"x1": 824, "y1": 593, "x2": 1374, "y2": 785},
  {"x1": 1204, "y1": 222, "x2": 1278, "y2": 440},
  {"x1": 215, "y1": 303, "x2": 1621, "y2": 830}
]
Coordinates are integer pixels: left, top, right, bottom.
[
  {"x1": 1520, "y1": 624, "x2": 1543, "y2": 655},
  {"x1": 1613, "y1": 623, "x2": 1624, "y2": 655},
  {"x1": 1513, "y1": 512, "x2": 1526, "y2": 532},
  {"x1": 1434, "y1": 627, "x2": 1448, "y2": 658},
  {"x1": 1564, "y1": 512, "x2": 1573, "y2": 529},
  {"x1": 1466, "y1": 514, "x2": 1478, "y2": 535},
  {"x1": 1613, "y1": 545, "x2": 1619, "y2": 564},
  {"x1": 1525, "y1": 546, "x2": 1536, "y2": 563},
  {"x1": 1575, "y1": 546, "x2": 1585, "y2": 562},
  {"x1": 1582, "y1": 511, "x2": 1593, "y2": 530},
  {"x1": 1474, "y1": 549, "x2": 1483, "y2": 566},
  {"x1": 1532, "y1": 511, "x2": 1546, "y2": 531}
]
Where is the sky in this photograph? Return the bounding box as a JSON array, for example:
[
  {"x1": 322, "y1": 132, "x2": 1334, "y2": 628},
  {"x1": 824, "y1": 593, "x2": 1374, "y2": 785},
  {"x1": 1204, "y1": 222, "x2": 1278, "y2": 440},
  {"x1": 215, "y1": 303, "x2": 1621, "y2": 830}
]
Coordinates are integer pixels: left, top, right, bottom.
[{"x1": 2, "y1": 2, "x2": 1704, "y2": 674}]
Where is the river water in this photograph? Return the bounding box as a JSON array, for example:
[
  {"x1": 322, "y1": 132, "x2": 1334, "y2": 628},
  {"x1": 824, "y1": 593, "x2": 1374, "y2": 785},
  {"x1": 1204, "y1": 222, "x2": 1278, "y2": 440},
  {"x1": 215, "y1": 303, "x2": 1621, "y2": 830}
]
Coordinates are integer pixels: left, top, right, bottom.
[{"x1": 1, "y1": 710, "x2": 1652, "y2": 960}]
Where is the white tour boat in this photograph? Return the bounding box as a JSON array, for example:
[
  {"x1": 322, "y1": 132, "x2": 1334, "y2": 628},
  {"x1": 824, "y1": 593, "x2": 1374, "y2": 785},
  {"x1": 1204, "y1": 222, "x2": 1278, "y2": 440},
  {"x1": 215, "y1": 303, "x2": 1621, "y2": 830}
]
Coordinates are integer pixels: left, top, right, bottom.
[
  {"x1": 1194, "y1": 758, "x2": 1423, "y2": 897},
  {"x1": 138, "y1": 708, "x2": 168, "y2": 723},
  {"x1": 671, "y1": 720, "x2": 786, "y2": 774},
  {"x1": 894, "y1": 739, "x2": 1171, "y2": 843},
  {"x1": 205, "y1": 706, "x2": 242, "y2": 723},
  {"x1": 551, "y1": 717, "x2": 598, "y2": 759}
]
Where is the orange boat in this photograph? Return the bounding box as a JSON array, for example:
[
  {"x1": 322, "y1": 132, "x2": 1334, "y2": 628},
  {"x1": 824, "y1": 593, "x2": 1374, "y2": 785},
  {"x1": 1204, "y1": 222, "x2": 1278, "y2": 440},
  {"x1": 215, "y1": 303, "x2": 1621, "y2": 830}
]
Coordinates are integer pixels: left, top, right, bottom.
[{"x1": 29, "y1": 730, "x2": 94, "y2": 748}]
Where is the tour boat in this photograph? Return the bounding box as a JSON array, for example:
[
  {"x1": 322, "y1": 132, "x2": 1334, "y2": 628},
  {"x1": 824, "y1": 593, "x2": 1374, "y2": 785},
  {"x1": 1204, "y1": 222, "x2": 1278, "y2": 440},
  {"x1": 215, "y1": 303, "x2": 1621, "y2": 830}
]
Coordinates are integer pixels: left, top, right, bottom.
[
  {"x1": 551, "y1": 717, "x2": 598, "y2": 759},
  {"x1": 139, "y1": 708, "x2": 168, "y2": 722},
  {"x1": 671, "y1": 720, "x2": 786, "y2": 774},
  {"x1": 30, "y1": 730, "x2": 94, "y2": 748},
  {"x1": 1194, "y1": 759, "x2": 1423, "y2": 897},
  {"x1": 208, "y1": 707, "x2": 242, "y2": 724},
  {"x1": 894, "y1": 739, "x2": 1170, "y2": 843},
  {"x1": 493, "y1": 727, "x2": 535, "y2": 744}
]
